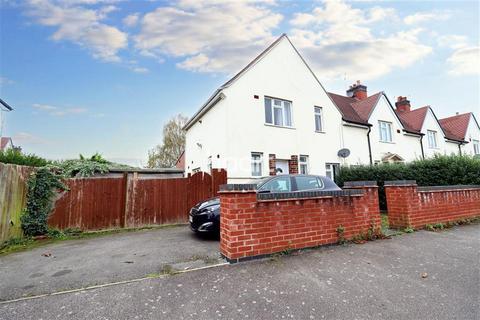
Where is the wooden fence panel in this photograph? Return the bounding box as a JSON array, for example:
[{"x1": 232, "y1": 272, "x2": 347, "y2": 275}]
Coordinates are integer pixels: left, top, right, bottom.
[
  {"x1": 0, "y1": 164, "x2": 33, "y2": 242},
  {"x1": 49, "y1": 178, "x2": 125, "y2": 230},
  {"x1": 49, "y1": 169, "x2": 227, "y2": 231}
]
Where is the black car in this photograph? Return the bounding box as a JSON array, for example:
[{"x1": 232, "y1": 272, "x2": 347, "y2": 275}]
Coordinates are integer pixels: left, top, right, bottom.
[{"x1": 189, "y1": 174, "x2": 341, "y2": 234}]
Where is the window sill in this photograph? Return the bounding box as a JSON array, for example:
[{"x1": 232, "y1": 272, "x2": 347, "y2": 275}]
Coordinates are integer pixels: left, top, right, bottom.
[
  {"x1": 379, "y1": 140, "x2": 395, "y2": 144},
  {"x1": 315, "y1": 130, "x2": 326, "y2": 134},
  {"x1": 264, "y1": 123, "x2": 296, "y2": 130}
]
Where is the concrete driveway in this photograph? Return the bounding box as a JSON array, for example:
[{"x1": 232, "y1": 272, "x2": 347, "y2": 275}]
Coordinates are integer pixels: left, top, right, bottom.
[
  {"x1": 0, "y1": 226, "x2": 223, "y2": 301},
  {"x1": 1, "y1": 224, "x2": 479, "y2": 320}
]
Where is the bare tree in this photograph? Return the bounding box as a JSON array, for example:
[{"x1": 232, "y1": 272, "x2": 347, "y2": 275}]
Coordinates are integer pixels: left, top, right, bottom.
[{"x1": 147, "y1": 114, "x2": 188, "y2": 168}]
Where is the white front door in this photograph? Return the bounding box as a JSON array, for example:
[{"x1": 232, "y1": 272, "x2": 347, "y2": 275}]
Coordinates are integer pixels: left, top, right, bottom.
[{"x1": 276, "y1": 160, "x2": 290, "y2": 175}]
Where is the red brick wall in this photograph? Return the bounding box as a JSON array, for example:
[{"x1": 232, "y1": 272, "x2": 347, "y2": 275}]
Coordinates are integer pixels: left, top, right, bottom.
[
  {"x1": 385, "y1": 182, "x2": 480, "y2": 229},
  {"x1": 288, "y1": 155, "x2": 298, "y2": 174},
  {"x1": 219, "y1": 184, "x2": 381, "y2": 262},
  {"x1": 268, "y1": 154, "x2": 276, "y2": 176}
]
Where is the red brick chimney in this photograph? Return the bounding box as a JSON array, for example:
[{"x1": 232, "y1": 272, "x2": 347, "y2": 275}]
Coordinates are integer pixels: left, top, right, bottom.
[
  {"x1": 395, "y1": 96, "x2": 411, "y2": 113},
  {"x1": 346, "y1": 80, "x2": 367, "y2": 100}
]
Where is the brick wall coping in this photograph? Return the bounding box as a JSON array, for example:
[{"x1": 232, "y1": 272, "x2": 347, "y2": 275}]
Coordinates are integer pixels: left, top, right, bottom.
[
  {"x1": 417, "y1": 185, "x2": 480, "y2": 192},
  {"x1": 257, "y1": 189, "x2": 364, "y2": 201},
  {"x1": 219, "y1": 184, "x2": 257, "y2": 192},
  {"x1": 343, "y1": 181, "x2": 378, "y2": 187},
  {"x1": 384, "y1": 180, "x2": 417, "y2": 186}
]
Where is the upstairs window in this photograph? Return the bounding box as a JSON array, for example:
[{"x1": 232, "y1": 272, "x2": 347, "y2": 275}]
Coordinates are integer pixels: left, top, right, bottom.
[
  {"x1": 299, "y1": 155, "x2": 309, "y2": 174},
  {"x1": 379, "y1": 121, "x2": 393, "y2": 142},
  {"x1": 474, "y1": 140, "x2": 480, "y2": 155},
  {"x1": 251, "y1": 152, "x2": 263, "y2": 177},
  {"x1": 265, "y1": 97, "x2": 292, "y2": 127},
  {"x1": 314, "y1": 106, "x2": 323, "y2": 132},
  {"x1": 427, "y1": 130, "x2": 438, "y2": 148}
]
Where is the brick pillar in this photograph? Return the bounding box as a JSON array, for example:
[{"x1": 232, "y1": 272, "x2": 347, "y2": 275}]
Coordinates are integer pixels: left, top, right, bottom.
[
  {"x1": 384, "y1": 180, "x2": 418, "y2": 229},
  {"x1": 289, "y1": 155, "x2": 298, "y2": 174},
  {"x1": 268, "y1": 154, "x2": 276, "y2": 176},
  {"x1": 343, "y1": 181, "x2": 381, "y2": 236},
  {"x1": 219, "y1": 185, "x2": 257, "y2": 262}
]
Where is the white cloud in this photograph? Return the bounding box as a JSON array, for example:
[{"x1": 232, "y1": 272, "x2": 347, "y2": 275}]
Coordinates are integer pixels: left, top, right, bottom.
[
  {"x1": 33, "y1": 103, "x2": 88, "y2": 116},
  {"x1": 123, "y1": 13, "x2": 139, "y2": 27},
  {"x1": 25, "y1": 0, "x2": 127, "y2": 62},
  {"x1": 0, "y1": 76, "x2": 14, "y2": 86},
  {"x1": 12, "y1": 132, "x2": 49, "y2": 145},
  {"x1": 134, "y1": 0, "x2": 282, "y2": 73},
  {"x1": 131, "y1": 66, "x2": 149, "y2": 73},
  {"x1": 288, "y1": 0, "x2": 432, "y2": 80},
  {"x1": 447, "y1": 46, "x2": 480, "y2": 76},
  {"x1": 437, "y1": 34, "x2": 469, "y2": 50},
  {"x1": 404, "y1": 11, "x2": 451, "y2": 25}
]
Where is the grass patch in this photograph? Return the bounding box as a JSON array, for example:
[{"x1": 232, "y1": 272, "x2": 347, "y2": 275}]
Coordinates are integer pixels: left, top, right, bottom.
[{"x1": 0, "y1": 223, "x2": 186, "y2": 256}]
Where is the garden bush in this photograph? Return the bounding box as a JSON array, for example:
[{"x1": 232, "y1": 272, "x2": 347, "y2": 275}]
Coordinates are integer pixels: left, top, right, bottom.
[
  {"x1": 0, "y1": 149, "x2": 48, "y2": 167},
  {"x1": 336, "y1": 155, "x2": 480, "y2": 210}
]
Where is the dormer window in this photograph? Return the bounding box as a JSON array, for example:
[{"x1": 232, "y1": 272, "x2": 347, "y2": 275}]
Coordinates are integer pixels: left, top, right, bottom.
[
  {"x1": 379, "y1": 121, "x2": 393, "y2": 143},
  {"x1": 427, "y1": 130, "x2": 438, "y2": 149}
]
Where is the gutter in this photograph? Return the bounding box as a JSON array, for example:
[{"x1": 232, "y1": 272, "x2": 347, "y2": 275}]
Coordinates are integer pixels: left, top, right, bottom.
[
  {"x1": 419, "y1": 135, "x2": 425, "y2": 160},
  {"x1": 367, "y1": 126, "x2": 373, "y2": 165},
  {"x1": 183, "y1": 91, "x2": 226, "y2": 130}
]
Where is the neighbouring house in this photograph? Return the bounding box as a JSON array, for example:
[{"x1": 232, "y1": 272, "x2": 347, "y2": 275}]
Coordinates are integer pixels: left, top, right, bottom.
[
  {"x1": 0, "y1": 137, "x2": 14, "y2": 151},
  {"x1": 183, "y1": 34, "x2": 480, "y2": 182},
  {"x1": 439, "y1": 112, "x2": 480, "y2": 156},
  {"x1": 175, "y1": 151, "x2": 185, "y2": 170}
]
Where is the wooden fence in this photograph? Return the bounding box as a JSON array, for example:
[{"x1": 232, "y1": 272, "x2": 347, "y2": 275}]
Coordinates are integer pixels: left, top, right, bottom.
[
  {"x1": 48, "y1": 169, "x2": 227, "y2": 231},
  {"x1": 0, "y1": 163, "x2": 33, "y2": 242}
]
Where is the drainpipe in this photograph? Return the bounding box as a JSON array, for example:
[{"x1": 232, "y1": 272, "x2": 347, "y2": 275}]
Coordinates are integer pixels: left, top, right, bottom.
[
  {"x1": 367, "y1": 126, "x2": 373, "y2": 165},
  {"x1": 419, "y1": 135, "x2": 425, "y2": 160},
  {"x1": 458, "y1": 142, "x2": 463, "y2": 155}
]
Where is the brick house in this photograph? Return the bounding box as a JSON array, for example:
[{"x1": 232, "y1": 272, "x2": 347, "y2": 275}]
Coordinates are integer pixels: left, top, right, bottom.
[{"x1": 183, "y1": 34, "x2": 480, "y2": 183}]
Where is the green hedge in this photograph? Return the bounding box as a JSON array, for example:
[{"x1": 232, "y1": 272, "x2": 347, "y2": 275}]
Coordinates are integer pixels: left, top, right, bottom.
[
  {"x1": 0, "y1": 149, "x2": 48, "y2": 167},
  {"x1": 336, "y1": 155, "x2": 480, "y2": 210}
]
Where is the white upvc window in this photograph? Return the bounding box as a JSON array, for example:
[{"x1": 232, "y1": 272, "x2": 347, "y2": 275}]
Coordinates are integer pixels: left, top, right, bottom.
[
  {"x1": 473, "y1": 140, "x2": 480, "y2": 155},
  {"x1": 264, "y1": 97, "x2": 292, "y2": 127},
  {"x1": 299, "y1": 155, "x2": 309, "y2": 174},
  {"x1": 427, "y1": 130, "x2": 438, "y2": 149},
  {"x1": 314, "y1": 106, "x2": 323, "y2": 132},
  {"x1": 251, "y1": 152, "x2": 263, "y2": 177},
  {"x1": 325, "y1": 163, "x2": 340, "y2": 180},
  {"x1": 379, "y1": 121, "x2": 393, "y2": 142}
]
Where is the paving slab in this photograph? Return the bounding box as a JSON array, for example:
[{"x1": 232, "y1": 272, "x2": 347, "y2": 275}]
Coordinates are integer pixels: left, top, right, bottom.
[
  {"x1": 0, "y1": 226, "x2": 222, "y2": 301},
  {"x1": 1, "y1": 224, "x2": 478, "y2": 320}
]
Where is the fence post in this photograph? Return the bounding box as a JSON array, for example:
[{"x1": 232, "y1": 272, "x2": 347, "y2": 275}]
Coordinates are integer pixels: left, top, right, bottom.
[{"x1": 120, "y1": 172, "x2": 128, "y2": 228}]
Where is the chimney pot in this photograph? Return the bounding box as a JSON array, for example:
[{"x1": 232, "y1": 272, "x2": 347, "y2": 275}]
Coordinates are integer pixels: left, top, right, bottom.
[
  {"x1": 395, "y1": 96, "x2": 411, "y2": 112},
  {"x1": 346, "y1": 81, "x2": 367, "y2": 100}
]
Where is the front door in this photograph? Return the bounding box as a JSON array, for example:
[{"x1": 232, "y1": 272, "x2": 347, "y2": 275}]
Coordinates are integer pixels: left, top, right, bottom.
[{"x1": 276, "y1": 160, "x2": 290, "y2": 175}]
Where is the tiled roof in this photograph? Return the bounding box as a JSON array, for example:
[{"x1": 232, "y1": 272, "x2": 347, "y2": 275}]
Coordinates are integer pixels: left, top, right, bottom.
[
  {"x1": 327, "y1": 91, "x2": 382, "y2": 125},
  {"x1": 351, "y1": 92, "x2": 383, "y2": 122},
  {"x1": 439, "y1": 113, "x2": 471, "y2": 142},
  {"x1": 395, "y1": 106, "x2": 429, "y2": 134}
]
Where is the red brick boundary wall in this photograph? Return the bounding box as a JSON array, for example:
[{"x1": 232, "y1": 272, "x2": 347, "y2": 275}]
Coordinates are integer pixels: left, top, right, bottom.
[
  {"x1": 384, "y1": 180, "x2": 480, "y2": 229},
  {"x1": 219, "y1": 181, "x2": 381, "y2": 262}
]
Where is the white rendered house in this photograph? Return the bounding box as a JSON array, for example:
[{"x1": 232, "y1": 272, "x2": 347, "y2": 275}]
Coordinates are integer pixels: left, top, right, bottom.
[{"x1": 183, "y1": 34, "x2": 479, "y2": 182}]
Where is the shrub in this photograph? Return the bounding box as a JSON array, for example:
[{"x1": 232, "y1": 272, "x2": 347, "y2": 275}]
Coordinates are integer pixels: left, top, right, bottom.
[
  {"x1": 0, "y1": 149, "x2": 48, "y2": 167},
  {"x1": 336, "y1": 155, "x2": 480, "y2": 210},
  {"x1": 21, "y1": 167, "x2": 67, "y2": 236}
]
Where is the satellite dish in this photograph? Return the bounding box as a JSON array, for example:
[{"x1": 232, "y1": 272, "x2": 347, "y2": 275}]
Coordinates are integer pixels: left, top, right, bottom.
[{"x1": 337, "y1": 148, "x2": 351, "y2": 158}]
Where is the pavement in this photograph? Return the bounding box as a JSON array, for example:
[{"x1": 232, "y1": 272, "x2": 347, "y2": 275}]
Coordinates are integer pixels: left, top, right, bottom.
[
  {"x1": 0, "y1": 226, "x2": 223, "y2": 301},
  {"x1": 1, "y1": 224, "x2": 479, "y2": 320}
]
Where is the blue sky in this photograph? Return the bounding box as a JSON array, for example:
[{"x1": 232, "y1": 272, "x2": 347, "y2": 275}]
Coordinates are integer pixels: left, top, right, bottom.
[{"x1": 0, "y1": 0, "x2": 479, "y2": 166}]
